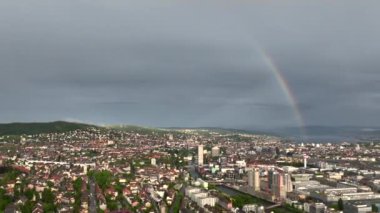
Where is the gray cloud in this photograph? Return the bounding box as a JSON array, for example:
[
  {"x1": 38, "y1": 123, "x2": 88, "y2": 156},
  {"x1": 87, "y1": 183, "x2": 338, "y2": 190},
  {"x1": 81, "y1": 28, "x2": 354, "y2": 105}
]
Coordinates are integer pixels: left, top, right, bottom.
[{"x1": 0, "y1": 0, "x2": 379, "y2": 129}]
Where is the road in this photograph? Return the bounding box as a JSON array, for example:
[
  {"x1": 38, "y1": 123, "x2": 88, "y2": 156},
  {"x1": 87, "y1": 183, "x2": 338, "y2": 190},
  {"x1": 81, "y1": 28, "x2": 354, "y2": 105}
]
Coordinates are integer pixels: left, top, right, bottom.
[{"x1": 89, "y1": 178, "x2": 97, "y2": 213}]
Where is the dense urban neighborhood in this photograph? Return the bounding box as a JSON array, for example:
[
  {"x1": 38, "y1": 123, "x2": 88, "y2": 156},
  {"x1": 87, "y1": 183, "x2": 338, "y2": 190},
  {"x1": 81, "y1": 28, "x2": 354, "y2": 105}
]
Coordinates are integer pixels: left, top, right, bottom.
[{"x1": 0, "y1": 123, "x2": 380, "y2": 213}]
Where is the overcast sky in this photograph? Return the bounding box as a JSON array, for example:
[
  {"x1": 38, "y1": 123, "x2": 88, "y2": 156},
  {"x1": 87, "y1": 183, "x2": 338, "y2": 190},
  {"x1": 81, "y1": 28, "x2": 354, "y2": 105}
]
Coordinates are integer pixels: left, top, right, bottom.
[{"x1": 0, "y1": 0, "x2": 379, "y2": 129}]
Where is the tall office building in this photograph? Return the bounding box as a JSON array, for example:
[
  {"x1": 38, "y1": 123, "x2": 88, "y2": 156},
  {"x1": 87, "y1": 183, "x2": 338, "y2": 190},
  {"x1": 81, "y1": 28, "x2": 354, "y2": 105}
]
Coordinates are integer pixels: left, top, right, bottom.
[
  {"x1": 271, "y1": 171, "x2": 279, "y2": 197},
  {"x1": 253, "y1": 168, "x2": 260, "y2": 191},
  {"x1": 248, "y1": 168, "x2": 261, "y2": 191},
  {"x1": 272, "y1": 172, "x2": 286, "y2": 199},
  {"x1": 284, "y1": 173, "x2": 293, "y2": 192},
  {"x1": 198, "y1": 145, "x2": 204, "y2": 166},
  {"x1": 248, "y1": 170, "x2": 254, "y2": 187},
  {"x1": 268, "y1": 169, "x2": 274, "y2": 190}
]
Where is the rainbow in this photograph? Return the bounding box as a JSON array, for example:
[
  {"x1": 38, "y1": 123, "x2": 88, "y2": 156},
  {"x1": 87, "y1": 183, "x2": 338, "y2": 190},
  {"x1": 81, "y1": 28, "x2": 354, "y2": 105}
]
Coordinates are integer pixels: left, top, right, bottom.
[{"x1": 257, "y1": 47, "x2": 306, "y2": 136}]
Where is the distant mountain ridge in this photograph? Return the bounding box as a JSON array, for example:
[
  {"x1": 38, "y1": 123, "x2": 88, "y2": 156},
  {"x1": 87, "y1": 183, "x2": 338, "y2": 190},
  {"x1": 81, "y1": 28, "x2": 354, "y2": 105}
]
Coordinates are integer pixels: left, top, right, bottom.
[
  {"x1": 1, "y1": 121, "x2": 378, "y2": 141},
  {"x1": 0, "y1": 121, "x2": 271, "y2": 137},
  {"x1": 0, "y1": 121, "x2": 97, "y2": 136}
]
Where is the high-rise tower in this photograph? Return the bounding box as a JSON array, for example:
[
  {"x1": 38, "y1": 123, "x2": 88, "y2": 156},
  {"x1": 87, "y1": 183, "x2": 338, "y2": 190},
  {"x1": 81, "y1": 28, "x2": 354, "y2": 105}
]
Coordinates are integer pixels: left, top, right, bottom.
[
  {"x1": 254, "y1": 168, "x2": 260, "y2": 191},
  {"x1": 198, "y1": 145, "x2": 204, "y2": 166}
]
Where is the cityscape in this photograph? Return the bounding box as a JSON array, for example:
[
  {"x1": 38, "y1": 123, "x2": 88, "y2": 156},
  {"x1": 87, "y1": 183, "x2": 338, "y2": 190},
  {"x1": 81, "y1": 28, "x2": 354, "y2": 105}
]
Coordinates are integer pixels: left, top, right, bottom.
[
  {"x1": 0, "y1": 123, "x2": 380, "y2": 213},
  {"x1": 1, "y1": 0, "x2": 380, "y2": 213}
]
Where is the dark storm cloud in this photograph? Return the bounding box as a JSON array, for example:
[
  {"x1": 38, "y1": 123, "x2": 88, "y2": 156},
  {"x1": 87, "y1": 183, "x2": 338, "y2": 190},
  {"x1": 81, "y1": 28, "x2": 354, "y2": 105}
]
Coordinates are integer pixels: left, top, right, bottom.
[{"x1": 0, "y1": 0, "x2": 380, "y2": 128}]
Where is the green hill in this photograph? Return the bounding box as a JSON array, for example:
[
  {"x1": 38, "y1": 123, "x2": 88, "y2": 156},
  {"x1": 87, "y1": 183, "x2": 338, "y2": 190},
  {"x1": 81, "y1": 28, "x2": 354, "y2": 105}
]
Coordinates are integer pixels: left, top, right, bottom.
[{"x1": 0, "y1": 121, "x2": 98, "y2": 136}]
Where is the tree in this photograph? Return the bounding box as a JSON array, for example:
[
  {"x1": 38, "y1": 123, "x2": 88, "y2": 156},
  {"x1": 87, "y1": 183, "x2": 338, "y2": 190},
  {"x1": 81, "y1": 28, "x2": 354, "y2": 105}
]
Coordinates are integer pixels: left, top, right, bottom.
[
  {"x1": 337, "y1": 198, "x2": 344, "y2": 211},
  {"x1": 114, "y1": 180, "x2": 123, "y2": 194},
  {"x1": 42, "y1": 188, "x2": 55, "y2": 204},
  {"x1": 21, "y1": 201, "x2": 34, "y2": 213},
  {"x1": 73, "y1": 178, "x2": 83, "y2": 213},
  {"x1": 97, "y1": 171, "x2": 110, "y2": 190},
  {"x1": 14, "y1": 184, "x2": 21, "y2": 198},
  {"x1": 373, "y1": 204, "x2": 379, "y2": 213},
  {"x1": 47, "y1": 181, "x2": 54, "y2": 188},
  {"x1": 93, "y1": 170, "x2": 113, "y2": 191},
  {"x1": 105, "y1": 195, "x2": 118, "y2": 211},
  {"x1": 0, "y1": 195, "x2": 12, "y2": 211},
  {"x1": 25, "y1": 189, "x2": 35, "y2": 200},
  {"x1": 73, "y1": 177, "x2": 83, "y2": 192},
  {"x1": 43, "y1": 203, "x2": 56, "y2": 213}
]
